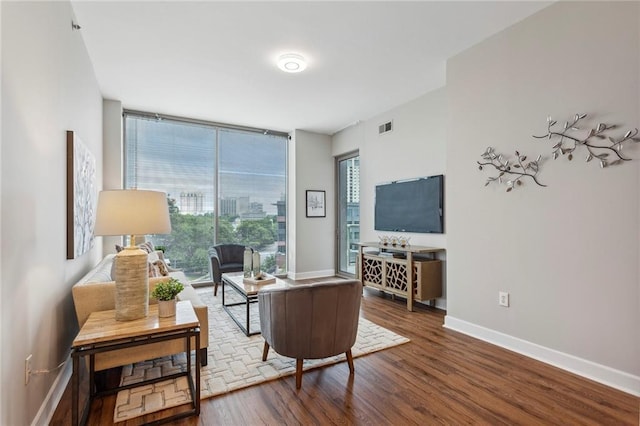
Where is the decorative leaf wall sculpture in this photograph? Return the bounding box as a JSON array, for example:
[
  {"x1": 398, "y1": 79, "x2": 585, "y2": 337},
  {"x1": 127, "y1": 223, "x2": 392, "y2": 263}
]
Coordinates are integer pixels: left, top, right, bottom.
[
  {"x1": 533, "y1": 113, "x2": 639, "y2": 168},
  {"x1": 478, "y1": 147, "x2": 546, "y2": 192},
  {"x1": 478, "y1": 114, "x2": 638, "y2": 193}
]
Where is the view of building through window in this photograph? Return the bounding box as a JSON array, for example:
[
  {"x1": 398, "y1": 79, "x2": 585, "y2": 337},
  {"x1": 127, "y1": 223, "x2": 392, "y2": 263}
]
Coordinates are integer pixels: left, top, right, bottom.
[
  {"x1": 124, "y1": 113, "x2": 287, "y2": 283},
  {"x1": 338, "y1": 155, "x2": 360, "y2": 275}
]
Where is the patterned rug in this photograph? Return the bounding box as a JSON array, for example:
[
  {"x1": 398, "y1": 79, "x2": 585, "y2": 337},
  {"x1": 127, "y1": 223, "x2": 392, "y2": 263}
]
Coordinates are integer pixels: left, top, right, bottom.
[{"x1": 114, "y1": 286, "x2": 410, "y2": 423}]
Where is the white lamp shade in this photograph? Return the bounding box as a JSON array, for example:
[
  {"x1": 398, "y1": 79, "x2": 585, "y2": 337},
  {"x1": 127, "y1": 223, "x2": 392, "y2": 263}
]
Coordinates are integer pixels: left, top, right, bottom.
[{"x1": 94, "y1": 190, "x2": 172, "y2": 237}]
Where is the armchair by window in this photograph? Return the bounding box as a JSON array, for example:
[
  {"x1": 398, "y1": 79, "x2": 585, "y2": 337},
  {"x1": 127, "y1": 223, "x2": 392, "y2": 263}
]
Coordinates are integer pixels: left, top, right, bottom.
[
  {"x1": 258, "y1": 279, "x2": 362, "y2": 389},
  {"x1": 208, "y1": 244, "x2": 251, "y2": 296}
]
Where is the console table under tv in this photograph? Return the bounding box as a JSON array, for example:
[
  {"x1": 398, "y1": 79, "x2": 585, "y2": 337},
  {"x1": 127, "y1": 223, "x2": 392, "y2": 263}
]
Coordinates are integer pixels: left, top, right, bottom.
[{"x1": 357, "y1": 242, "x2": 444, "y2": 311}]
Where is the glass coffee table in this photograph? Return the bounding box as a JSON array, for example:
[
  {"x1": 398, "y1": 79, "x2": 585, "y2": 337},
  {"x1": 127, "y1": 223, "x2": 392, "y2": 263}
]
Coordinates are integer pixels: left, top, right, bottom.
[{"x1": 221, "y1": 272, "x2": 289, "y2": 336}]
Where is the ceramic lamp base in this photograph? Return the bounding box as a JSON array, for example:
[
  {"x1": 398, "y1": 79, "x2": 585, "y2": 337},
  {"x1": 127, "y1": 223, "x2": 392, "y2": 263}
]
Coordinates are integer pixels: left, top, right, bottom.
[{"x1": 115, "y1": 248, "x2": 149, "y2": 321}]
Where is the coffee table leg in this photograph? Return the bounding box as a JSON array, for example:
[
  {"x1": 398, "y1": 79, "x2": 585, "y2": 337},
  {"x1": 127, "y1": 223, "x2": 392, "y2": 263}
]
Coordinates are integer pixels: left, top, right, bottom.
[
  {"x1": 195, "y1": 330, "x2": 201, "y2": 414},
  {"x1": 246, "y1": 296, "x2": 250, "y2": 335}
]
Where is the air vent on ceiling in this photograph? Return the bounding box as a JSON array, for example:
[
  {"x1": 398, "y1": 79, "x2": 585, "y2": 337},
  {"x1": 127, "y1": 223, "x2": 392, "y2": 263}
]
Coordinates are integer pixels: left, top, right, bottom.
[{"x1": 378, "y1": 120, "x2": 393, "y2": 135}]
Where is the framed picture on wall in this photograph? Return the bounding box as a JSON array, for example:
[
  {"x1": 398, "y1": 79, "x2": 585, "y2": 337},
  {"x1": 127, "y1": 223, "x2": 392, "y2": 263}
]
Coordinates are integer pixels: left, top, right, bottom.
[
  {"x1": 67, "y1": 130, "x2": 96, "y2": 259},
  {"x1": 306, "y1": 190, "x2": 326, "y2": 218}
]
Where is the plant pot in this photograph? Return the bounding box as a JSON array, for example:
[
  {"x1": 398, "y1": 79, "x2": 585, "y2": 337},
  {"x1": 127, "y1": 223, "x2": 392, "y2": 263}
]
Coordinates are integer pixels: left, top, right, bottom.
[{"x1": 158, "y1": 299, "x2": 177, "y2": 318}]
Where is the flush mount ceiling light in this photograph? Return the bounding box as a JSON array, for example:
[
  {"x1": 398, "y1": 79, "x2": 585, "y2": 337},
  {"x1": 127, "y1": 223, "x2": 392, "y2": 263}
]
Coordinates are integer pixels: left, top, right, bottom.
[{"x1": 277, "y1": 53, "x2": 307, "y2": 73}]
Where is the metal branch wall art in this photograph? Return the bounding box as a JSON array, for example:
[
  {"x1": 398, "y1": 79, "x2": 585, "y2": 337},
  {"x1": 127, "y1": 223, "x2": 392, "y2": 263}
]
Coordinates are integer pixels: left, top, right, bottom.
[
  {"x1": 478, "y1": 147, "x2": 546, "y2": 192},
  {"x1": 533, "y1": 113, "x2": 639, "y2": 168}
]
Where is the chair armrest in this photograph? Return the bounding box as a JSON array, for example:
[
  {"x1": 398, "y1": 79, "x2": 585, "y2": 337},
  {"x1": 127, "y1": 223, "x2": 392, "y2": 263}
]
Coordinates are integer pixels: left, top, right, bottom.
[{"x1": 208, "y1": 247, "x2": 223, "y2": 284}]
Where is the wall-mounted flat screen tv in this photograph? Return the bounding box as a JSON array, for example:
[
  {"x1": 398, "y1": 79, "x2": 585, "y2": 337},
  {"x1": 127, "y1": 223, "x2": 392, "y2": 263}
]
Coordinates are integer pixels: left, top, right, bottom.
[{"x1": 374, "y1": 174, "x2": 444, "y2": 233}]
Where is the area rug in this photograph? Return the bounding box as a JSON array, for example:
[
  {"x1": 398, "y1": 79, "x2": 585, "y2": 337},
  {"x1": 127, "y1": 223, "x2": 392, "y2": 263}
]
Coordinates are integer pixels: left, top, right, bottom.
[{"x1": 114, "y1": 287, "x2": 410, "y2": 422}]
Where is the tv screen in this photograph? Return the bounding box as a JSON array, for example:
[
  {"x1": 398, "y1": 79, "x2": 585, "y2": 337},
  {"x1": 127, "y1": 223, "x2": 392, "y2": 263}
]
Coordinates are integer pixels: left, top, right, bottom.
[{"x1": 374, "y1": 175, "x2": 444, "y2": 233}]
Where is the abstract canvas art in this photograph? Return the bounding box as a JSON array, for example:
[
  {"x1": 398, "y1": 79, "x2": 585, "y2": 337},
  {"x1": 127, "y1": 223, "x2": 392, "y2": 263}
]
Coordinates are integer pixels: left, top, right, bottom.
[{"x1": 67, "y1": 131, "x2": 96, "y2": 259}]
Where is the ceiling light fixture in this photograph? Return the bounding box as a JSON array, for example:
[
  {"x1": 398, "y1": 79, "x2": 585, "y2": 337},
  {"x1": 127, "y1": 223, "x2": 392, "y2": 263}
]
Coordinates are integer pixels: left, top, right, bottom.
[{"x1": 277, "y1": 53, "x2": 307, "y2": 73}]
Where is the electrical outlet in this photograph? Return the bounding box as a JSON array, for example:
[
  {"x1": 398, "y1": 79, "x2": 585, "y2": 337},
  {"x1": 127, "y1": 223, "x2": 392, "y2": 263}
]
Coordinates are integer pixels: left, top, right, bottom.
[
  {"x1": 499, "y1": 292, "x2": 509, "y2": 307},
  {"x1": 25, "y1": 354, "x2": 32, "y2": 385}
]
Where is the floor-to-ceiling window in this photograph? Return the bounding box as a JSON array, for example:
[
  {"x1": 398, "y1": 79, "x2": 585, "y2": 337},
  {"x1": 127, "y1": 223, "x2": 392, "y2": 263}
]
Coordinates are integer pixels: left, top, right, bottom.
[
  {"x1": 337, "y1": 153, "x2": 360, "y2": 276},
  {"x1": 124, "y1": 112, "x2": 287, "y2": 283}
]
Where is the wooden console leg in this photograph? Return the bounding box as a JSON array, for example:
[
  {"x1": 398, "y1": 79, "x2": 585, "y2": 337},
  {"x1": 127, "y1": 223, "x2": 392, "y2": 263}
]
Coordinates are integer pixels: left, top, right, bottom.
[
  {"x1": 296, "y1": 359, "x2": 303, "y2": 389},
  {"x1": 262, "y1": 342, "x2": 270, "y2": 361},
  {"x1": 406, "y1": 251, "x2": 414, "y2": 312}
]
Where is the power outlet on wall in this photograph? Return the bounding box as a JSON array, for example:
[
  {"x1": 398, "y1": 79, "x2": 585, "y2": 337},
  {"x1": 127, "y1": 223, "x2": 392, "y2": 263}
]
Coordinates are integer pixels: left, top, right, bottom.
[{"x1": 499, "y1": 291, "x2": 510, "y2": 307}]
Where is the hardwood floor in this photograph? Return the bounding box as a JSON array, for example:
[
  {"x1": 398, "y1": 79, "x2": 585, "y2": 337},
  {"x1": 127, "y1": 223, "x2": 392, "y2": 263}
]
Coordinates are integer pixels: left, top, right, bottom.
[{"x1": 51, "y1": 285, "x2": 639, "y2": 425}]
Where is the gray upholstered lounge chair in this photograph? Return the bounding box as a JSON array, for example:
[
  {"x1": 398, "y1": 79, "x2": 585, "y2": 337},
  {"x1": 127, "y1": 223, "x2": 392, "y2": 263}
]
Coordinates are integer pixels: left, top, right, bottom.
[
  {"x1": 208, "y1": 244, "x2": 251, "y2": 296},
  {"x1": 258, "y1": 279, "x2": 362, "y2": 389}
]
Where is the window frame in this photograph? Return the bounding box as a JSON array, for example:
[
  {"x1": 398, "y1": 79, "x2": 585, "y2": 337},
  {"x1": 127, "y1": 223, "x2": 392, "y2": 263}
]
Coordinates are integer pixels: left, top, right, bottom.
[{"x1": 122, "y1": 110, "x2": 289, "y2": 281}]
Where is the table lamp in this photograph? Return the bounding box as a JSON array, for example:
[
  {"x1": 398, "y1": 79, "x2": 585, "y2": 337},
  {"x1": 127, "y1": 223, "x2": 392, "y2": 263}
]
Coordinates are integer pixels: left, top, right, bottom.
[{"x1": 94, "y1": 189, "x2": 172, "y2": 321}]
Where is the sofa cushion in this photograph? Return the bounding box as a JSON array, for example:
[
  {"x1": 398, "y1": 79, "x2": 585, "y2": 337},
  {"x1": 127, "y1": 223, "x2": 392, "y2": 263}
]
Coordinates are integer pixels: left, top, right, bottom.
[
  {"x1": 148, "y1": 251, "x2": 170, "y2": 276},
  {"x1": 85, "y1": 258, "x2": 116, "y2": 284},
  {"x1": 168, "y1": 269, "x2": 189, "y2": 283},
  {"x1": 154, "y1": 260, "x2": 169, "y2": 276},
  {"x1": 148, "y1": 261, "x2": 160, "y2": 277},
  {"x1": 115, "y1": 241, "x2": 155, "y2": 253}
]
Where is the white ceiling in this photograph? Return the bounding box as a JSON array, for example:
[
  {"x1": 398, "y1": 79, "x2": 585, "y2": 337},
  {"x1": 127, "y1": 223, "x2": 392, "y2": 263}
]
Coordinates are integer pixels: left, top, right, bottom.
[{"x1": 71, "y1": 1, "x2": 552, "y2": 135}]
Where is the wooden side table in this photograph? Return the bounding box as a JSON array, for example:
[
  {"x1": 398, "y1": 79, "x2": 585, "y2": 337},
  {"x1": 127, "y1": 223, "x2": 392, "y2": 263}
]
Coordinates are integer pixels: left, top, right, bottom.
[{"x1": 71, "y1": 301, "x2": 200, "y2": 425}]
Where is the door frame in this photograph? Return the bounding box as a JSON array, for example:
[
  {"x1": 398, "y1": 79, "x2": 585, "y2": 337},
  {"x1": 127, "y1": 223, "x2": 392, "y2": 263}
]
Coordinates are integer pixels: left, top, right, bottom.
[{"x1": 335, "y1": 150, "x2": 360, "y2": 278}]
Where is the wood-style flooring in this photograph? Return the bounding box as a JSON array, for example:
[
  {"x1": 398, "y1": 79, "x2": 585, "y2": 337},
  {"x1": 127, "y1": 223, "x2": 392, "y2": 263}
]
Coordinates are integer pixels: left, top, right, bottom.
[{"x1": 51, "y1": 282, "x2": 639, "y2": 425}]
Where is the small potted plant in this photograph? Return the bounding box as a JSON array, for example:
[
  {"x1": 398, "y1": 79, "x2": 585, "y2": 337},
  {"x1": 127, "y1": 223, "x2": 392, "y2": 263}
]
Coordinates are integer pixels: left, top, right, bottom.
[{"x1": 151, "y1": 278, "x2": 184, "y2": 317}]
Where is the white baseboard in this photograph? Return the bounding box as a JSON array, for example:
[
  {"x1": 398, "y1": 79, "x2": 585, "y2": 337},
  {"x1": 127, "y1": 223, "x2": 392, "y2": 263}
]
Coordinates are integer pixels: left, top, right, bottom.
[
  {"x1": 443, "y1": 315, "x2": 640, "y2": 397},
  {"x1": 31, "y1": 357, "x2": 72, "y2": 426},
  {"x1": 287, "y1": 269, "x2": 335, "y2": 280}
]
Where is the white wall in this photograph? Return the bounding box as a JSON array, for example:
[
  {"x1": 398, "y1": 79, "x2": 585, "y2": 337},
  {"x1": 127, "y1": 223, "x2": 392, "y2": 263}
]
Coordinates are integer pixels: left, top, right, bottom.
[
  {"x1": 445, "y1": 1, "x2": 639, "y2": 394},
  {"x1": 332, "y1": 88, "x2": 449, "y2": 306},
  {"x1": 102, "y1": 99, "x2": 123, "y2": 254},
  {"x1": 0, "y1": 3, "x2": 4, "y2": 423},
  {"x1": 288, "y1": 130, "x2": 335, "y2": 279},
  {"x1": 345, "y1": 89, "x2": 447, "y2": 248},
  {"x1": 103, "y1": 99, "x2": 122, "y2": 191},
  {"x1": 1, "y1": 2, "x2": 103, "y2": 424}
]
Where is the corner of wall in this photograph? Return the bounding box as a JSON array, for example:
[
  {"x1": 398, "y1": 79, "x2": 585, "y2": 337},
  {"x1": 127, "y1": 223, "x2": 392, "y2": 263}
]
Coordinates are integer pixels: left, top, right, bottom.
[{"x1": 288, "y1": 130, "x2": 335, "y2": 276}]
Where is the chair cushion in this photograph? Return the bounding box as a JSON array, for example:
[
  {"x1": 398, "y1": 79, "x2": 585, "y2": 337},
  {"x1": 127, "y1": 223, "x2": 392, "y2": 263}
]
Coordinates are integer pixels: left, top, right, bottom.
[{"x1": 220, "y1": 262, "x2": 243, "y2": 273}]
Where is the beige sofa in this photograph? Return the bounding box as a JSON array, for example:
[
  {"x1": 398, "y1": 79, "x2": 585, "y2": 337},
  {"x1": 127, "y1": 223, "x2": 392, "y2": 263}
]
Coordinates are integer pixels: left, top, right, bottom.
[{"x1": 72, "y1": 253, "x2": 209, "y2": 370}]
